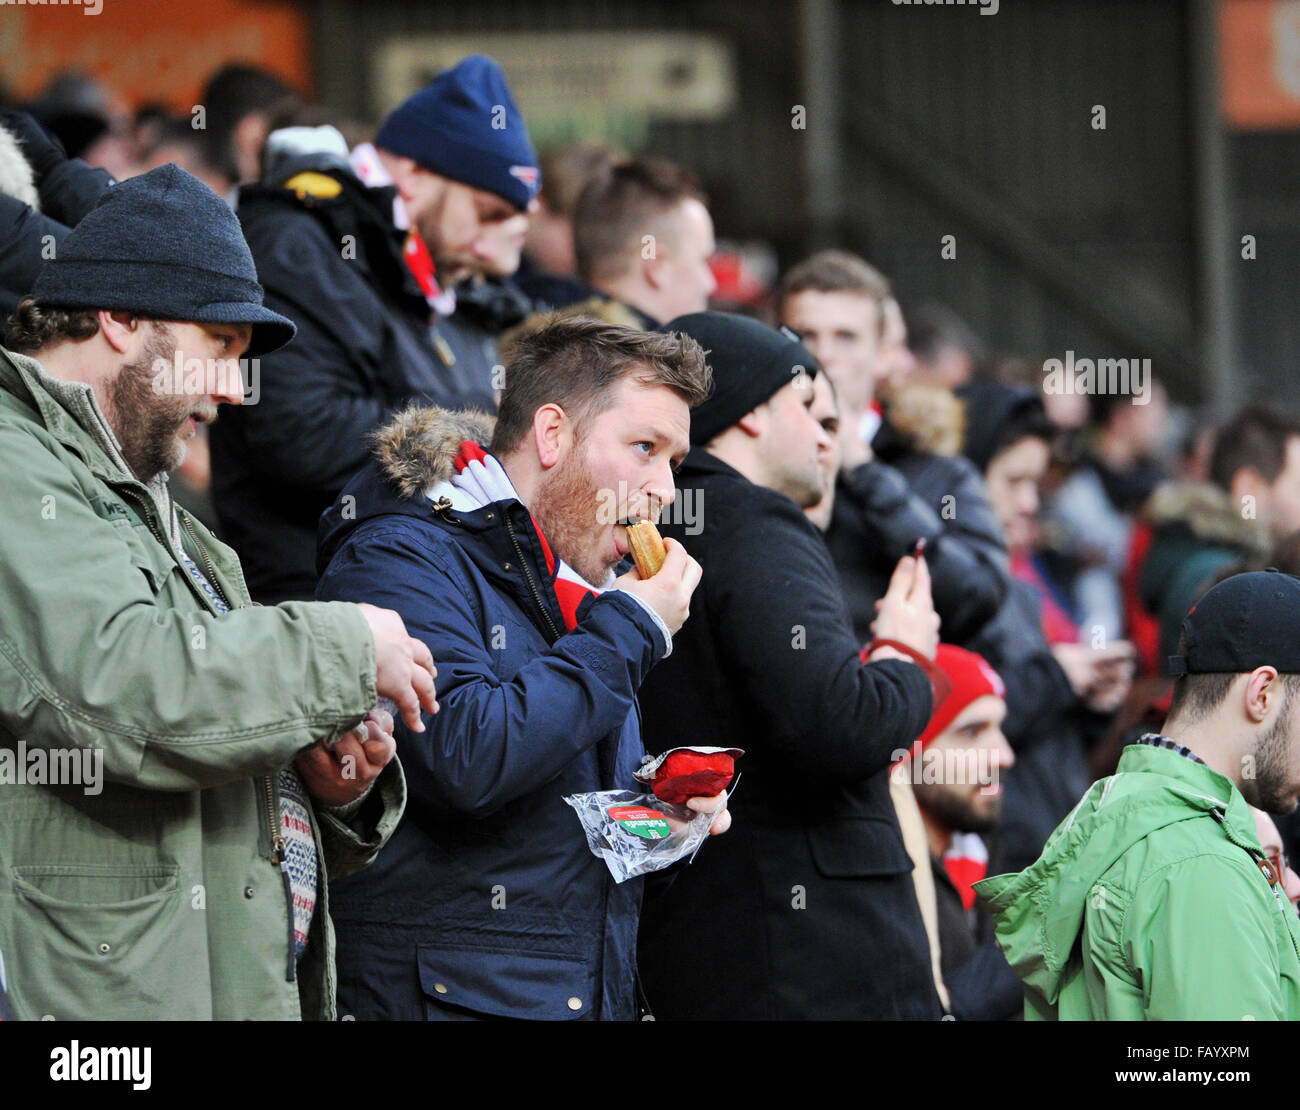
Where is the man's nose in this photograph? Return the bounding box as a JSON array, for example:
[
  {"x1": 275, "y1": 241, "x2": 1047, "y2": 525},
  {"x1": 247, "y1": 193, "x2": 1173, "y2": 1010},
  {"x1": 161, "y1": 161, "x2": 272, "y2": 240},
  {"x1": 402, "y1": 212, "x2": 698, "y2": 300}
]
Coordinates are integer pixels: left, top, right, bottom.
[
  {"x1": 472, "y1": 230, "x2": 499, "y2": 263},
  {"x1": 210, "y1": 358, "x2": 245, "y2": 406},
  {"x1": 1284, "y1": 866, "x2": 1300, "y2": 904},
  {"x1": 991, "y1": 728, "x2": 1016, "y2": 771},
  {"x1": 647, "y1": 469, "x2": 676, "y2": 515},
  {"x1": 814, "y1": 418, "x2": 833, "y2": 451}
]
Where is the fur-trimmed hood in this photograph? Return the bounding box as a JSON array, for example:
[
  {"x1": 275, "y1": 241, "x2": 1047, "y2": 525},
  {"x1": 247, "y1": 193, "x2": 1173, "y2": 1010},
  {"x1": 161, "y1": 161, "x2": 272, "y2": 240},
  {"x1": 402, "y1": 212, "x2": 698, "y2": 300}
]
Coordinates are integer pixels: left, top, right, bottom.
[
  {"x1": 372, "y1": 404, "x2": 496, "y2": 500},
  {"x1": 1143, "y1": 479, "x2": 1270, "y2": 555},
  {"x1": 0, "y1": 121, "x2": 39, "y2": 210}
]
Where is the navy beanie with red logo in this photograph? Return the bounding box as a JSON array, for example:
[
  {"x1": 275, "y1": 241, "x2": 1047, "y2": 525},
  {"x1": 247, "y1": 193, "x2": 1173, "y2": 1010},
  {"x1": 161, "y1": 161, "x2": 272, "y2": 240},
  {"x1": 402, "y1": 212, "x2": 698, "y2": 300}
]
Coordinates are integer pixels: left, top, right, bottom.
[{"x1": 375, "y1": 55, "x2": 540, "y2": 211}]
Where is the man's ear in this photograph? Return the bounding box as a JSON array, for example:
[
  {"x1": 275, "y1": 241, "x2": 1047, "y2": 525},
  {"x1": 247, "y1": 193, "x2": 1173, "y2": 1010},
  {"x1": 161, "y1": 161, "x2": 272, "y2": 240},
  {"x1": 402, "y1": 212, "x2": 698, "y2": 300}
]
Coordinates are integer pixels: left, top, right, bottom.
[
  {"x1": 388, "y1": 156, "x2": 421, "y2": 198},
  {"x1": 1231, "y1": 466, "x2": 1266, "y2": 510},
  {"x1": 532, "y1": 403, "x2": 573, "y2": 469},
  {"x1": 98, "y1": 311, "x2": 141, "y2": 356},
  {"x1": 735, "y1": 404, "x2": 769, "y2": 439},
  {"x1": 1244, "y1": 666, "x2": 1281, "y2": 725},
  {"x1": 641, "y1": 251, "x2": 666, "y2": 292}
]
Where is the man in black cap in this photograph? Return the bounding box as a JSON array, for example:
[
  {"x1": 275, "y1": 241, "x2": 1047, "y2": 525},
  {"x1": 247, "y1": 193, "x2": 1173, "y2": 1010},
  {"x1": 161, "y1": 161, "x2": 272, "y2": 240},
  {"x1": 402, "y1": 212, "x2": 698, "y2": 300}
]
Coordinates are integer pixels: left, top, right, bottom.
[
  {"x1": 0, "y1": 163, "x2": 438, "y2": 1020},
  {"x1": 210, "y1": 55, "x2": 542, "y2": 603},
  {"x1": 636, "y1": 310, "x2": 946, "y2": 1019},
  {"x1": 980, "y1": 571, "x2": 1300, "y2": 1019}
]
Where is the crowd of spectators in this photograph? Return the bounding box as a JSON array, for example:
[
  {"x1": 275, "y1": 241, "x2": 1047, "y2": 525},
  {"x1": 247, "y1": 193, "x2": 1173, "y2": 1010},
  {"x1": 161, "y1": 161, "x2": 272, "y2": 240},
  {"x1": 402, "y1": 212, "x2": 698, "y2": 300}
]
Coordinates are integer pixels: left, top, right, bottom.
[{"x1": 2, "y1": 55, "x2": 1299, "y2": 1023}]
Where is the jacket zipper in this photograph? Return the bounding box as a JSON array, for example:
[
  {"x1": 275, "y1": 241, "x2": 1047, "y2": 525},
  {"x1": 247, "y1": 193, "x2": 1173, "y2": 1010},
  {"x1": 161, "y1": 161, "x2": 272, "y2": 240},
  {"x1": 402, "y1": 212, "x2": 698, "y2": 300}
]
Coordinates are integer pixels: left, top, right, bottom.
[
  {"x1": 503, "y1": 513, "x2": 561, "y2": 642},
  {"x1": 180, "y1": 510, "x2": 236, "y2": 612},
  {"x1": 264, "y1": 776, "x2": 296, "y2": 982},
  {"x1": 119, "y1": 486, "x2": 171, "y2": 552},
  {"x1": 1212, "y1": 807, "x2": 1300, "y2": 962}
]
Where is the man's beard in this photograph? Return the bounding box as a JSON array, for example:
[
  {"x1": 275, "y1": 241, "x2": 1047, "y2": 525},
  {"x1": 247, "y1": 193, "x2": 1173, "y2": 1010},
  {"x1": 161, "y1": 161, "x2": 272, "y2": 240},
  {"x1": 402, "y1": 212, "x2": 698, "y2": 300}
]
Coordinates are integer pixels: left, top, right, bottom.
[
  {"x1": 416, "y1": 188, "x2": 475, "y2": 287},
  {"x1": 104, "y1": 324, "x2": 199, "y2": 483},
  {"x1": 532, "y1": 444, "x2": 608, "y2": 586},
  {"x1": 1251, "y1": 686, "x2": 1298, "y2": 813},
  {"x1": 918, "y1": 784, "x2": 1001, "y2": 837}
]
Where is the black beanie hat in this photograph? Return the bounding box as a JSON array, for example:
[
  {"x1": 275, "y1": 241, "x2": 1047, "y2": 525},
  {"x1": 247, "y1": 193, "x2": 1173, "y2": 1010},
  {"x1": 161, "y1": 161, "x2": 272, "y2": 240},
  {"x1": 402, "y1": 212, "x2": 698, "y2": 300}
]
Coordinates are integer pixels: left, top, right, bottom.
[
  {"x1": 956, "y1": 379, "x2": 1050, "y2": 473},
  {"x1": 659, "y1": 311, "x2": 819, "y2": 446},
  {"x1": 32, "y1": 163, "x2": 296, "y2": 358}
]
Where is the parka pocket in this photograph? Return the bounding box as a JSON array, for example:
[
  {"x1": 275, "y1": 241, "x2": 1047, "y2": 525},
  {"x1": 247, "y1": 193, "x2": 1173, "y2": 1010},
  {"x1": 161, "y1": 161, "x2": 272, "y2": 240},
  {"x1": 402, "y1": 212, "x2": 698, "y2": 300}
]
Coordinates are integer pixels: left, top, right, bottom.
[
  {"x1": 111, "y1": 518, "x2": 175, "y2": 596},
  {"x1": 7, "y1": 863, "x2": 207, "y2": 1019},
  {"x1": 417, "y1": 944, "x2": 597, "y2": 1021}
]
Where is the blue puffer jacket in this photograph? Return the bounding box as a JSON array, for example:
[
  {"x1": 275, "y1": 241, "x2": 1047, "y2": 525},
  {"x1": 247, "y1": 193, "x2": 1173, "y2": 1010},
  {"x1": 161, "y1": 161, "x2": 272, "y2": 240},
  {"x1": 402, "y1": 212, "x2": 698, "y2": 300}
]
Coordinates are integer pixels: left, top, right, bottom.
[{"x1": 315, "y1": 407, "x2": 666, "y2": 1021}]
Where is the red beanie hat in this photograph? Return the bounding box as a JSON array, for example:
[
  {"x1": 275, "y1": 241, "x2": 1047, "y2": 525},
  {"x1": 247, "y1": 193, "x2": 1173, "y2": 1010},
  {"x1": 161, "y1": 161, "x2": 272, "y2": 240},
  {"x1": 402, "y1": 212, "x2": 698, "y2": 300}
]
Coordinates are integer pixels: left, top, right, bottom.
[{"x1": 909, "y1": 644, "x2": 1006, "y2": 757}]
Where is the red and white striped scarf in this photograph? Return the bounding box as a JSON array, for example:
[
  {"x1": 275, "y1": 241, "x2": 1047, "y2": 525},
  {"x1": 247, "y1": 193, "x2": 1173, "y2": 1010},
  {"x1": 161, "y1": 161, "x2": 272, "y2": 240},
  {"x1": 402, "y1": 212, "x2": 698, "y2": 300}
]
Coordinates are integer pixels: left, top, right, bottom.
[
  {"x1": 427, "y1": 441, "x2": 606, "y2": 631},
  {"x1": 943, "y1": 831, "x2": 989, "y2": 913}
]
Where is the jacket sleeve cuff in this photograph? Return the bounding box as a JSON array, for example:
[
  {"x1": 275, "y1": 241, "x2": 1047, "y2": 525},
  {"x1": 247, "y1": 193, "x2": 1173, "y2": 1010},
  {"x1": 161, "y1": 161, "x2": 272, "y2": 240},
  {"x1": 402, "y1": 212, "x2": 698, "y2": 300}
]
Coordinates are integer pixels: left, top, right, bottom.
[
  {"x1": 615, "y1": 589, "x2": 673, "y2": 659},
  {"x1": 315, "y1": 758, "x2": 406, "y2": 882},
  {"x1": 320, "y1": 780, "x2": 376, "y2": 820}
]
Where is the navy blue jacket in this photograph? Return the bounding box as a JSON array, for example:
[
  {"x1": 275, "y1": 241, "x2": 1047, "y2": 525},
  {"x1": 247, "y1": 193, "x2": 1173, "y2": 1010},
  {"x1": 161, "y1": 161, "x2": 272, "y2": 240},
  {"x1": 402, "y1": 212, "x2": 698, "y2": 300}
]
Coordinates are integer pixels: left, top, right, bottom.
[{"x1": 315, "y1": 407, "x2": 665, "y2": 1020}]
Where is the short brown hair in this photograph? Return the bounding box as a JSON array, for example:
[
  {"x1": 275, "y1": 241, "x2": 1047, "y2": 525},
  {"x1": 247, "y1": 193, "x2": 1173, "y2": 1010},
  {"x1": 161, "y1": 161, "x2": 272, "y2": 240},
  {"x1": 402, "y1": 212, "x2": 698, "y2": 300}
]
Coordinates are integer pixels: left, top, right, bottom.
[
  {"x1": 490, "y1": 313, "x2": 712, "y2": 457},
  {"x1": 6, "y1": 296, "x2": 100, "y2": 353},
  {"x1": 1210, "y1": 406, "x2": 1300, "y2": 493},
  {"x1": 776, "y1": 250, "x2": 892, "y2": 328},
  {"x1": 573, "y1": 158, "x2": 708, "y2": 285},
  {"x1": 1165, "y1": 626, "x2": 1300, "y2": 723},
  {"x1": 539, "y1": 143, "x2": 621, "y2": 218}
]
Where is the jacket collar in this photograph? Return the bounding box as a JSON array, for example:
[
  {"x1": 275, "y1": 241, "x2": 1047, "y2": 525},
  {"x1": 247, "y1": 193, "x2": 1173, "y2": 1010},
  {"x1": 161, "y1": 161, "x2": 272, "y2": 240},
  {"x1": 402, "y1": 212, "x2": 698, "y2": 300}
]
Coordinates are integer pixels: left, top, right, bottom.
[
  {"x1": 0, "y1": 347, "x2": 184, "y2": 547},
  {"x1": 0, "y1": 347, "x2": 129, "y2": 482},
  {"x1": 1114, "y1": 740, "x2": 1256, "y2": 841},
  {"x1": 679, "y1": 445, "x2": 750, "y2": 484}
]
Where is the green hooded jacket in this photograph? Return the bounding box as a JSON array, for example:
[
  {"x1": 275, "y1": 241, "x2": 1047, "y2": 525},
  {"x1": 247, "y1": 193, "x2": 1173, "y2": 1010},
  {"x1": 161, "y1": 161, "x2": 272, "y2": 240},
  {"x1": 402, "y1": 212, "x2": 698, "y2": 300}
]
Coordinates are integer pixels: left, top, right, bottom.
[
  {"x1": 0, "y1": 347, "x2": 405, "y2": 1019},
  {"x1": 976, "y1": 742, "x2": 1300, "y2": 1020}
]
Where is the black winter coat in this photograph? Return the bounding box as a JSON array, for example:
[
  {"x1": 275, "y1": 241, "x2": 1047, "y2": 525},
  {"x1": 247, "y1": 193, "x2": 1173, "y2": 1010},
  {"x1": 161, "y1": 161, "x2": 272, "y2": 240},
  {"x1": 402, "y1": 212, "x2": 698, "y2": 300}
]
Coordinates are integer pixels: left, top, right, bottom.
[
  {"x1": 826, "y1": 428, "x2": 1008, "y2": 648},
  {"x1": 636, "y1": 449, "x2": 941, "y2": 1020},
  {"x1": 0, "y1": 156, "x2": 111, "y2": 328},
  {"x1": 433, "y1": 276, "x2": 532, "y2": 396},
  {"x1": 209, "y1": 166, "x2": 494, "y2": 602},
  {"x1": 931, "y1": 856, "x2": 1021, "y2": 1020}
]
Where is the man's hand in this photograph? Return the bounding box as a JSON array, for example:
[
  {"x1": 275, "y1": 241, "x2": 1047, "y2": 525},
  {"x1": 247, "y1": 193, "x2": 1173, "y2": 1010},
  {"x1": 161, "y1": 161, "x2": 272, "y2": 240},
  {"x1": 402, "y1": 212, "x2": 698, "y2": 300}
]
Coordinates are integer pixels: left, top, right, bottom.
[
  {"x1": 297, "y1": 705, "x2": 397, "y2": 807},
  {"x1": 838, "y1": 418, "x2": 873, "y2": 471},
  {"x1": 1053, "y1": 641, "x2": 1135, "y2": 712},
  {"x1": 870, "y1": 552, "x2": 940, "y2": 659},
  {"x1": 686, "y1": 790, "x2": 732, "y2": 836},
  {"x1": 663, "y1": 790, "x2": 732, "y2": 837},
  {"x1": 356, "y1": 602, "x2": 439, "y2": 732},
  {"x1": 613, "y1": 537, "x2": 702, "y2": 635}
]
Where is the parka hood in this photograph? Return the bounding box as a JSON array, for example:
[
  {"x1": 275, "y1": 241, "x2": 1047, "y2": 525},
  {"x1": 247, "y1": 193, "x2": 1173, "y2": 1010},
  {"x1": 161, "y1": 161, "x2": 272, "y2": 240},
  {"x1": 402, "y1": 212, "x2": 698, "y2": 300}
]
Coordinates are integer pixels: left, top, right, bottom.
[
  {"x1": 1143, "y1": 479, "x2": 1270, "y2": 555},
  {"x1": 975, "y1": 744, "x2": 1250, "y2": 1009},
  {"x1": 372, "y1": 404, "x2": 496, "y2": 500},
  {"x1": 0, "y1": 120, "x2": 40, "y2": 210},
  {"x1": 316, "y1": 405, "x2": 495, "y2": 575}
]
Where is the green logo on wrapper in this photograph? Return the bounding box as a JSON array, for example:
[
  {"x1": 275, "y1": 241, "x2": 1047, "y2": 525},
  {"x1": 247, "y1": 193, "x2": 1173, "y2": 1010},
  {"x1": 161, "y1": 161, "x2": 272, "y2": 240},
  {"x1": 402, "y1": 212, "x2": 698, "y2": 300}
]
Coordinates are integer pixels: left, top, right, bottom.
[{"x1": 608, "y1": 805, "x2": 670, "y2": 840}]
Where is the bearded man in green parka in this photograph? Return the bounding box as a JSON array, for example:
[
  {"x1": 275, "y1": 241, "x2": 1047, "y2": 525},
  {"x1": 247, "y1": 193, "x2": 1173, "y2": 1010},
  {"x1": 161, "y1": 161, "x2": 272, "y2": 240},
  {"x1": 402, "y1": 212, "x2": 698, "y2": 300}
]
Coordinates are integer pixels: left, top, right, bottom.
[
  {"x1": 0, "y1": 164, "x2": 439, "y2": 1020},
  {"x1": 979, "y1": 571, "x2": 1300, "y2": 1020}
]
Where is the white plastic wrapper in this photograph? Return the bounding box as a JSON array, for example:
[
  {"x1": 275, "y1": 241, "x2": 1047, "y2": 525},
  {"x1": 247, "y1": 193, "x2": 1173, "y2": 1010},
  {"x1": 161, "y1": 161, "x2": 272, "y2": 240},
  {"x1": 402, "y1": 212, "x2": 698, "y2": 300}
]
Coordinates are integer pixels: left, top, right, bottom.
[{"x1": 563, "y1": 788, "x2": 718, "y2": 883}]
